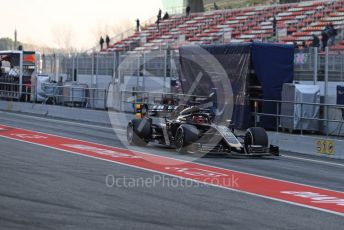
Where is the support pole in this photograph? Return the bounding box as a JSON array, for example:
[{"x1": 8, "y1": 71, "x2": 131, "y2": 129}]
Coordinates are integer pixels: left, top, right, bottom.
[
  {"x1": 313, "y1": 47, "x2": 318, "y2": 85},
  {"x1": 324, "y1": 47, "x2": 329, "y2": 136}
]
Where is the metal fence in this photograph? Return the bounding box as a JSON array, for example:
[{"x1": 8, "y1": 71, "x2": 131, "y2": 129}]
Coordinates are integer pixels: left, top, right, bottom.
[
  {"x1": 1, "y1": 80, "x2": 344, "y2": 137},
  {"x1": 250, "y1": 98, "x2": 344, "y2": 139},
  {"x1": 39, "y1": 50, "x2": 177, "y2": 80},
  {"x1": 0, "y1": 82, "x2": 108, "y2": 109},
  {"x1": 42, "y1": 53, "x2": 118, "y2": 81},
  {"x1": 41, "y1": 47, "x2": 344, "y2": 85},
  {"x1": 120, "y1": 91, "x2": 344, "y2": 138},
  {"x1": 294, "y1": 47, "x2": 344, "y2": 82},
  {"x1": 38, "y1": 84, "x2": 108, "y2": 109}
]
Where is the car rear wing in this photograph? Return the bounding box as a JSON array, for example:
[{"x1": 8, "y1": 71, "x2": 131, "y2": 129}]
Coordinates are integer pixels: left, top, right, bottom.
[{"x1": 133, "y1": 89, "x2": 218, "y2": 118}]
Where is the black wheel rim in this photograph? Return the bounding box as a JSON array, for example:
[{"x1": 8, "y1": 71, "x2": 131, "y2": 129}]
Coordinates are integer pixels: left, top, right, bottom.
[
  {"x1": 127, "y1": 125, "x2": 134, "y2": 144},
  {"x1": 244, "y1": 132, "x2": 253, "y2": 153},
  {"x1": 175, "y1": 128, "x2": 184, "y2": 152}
]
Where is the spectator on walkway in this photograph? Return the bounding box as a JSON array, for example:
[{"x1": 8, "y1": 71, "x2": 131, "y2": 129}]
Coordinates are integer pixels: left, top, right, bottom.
[
  {"x1": 158, "y1": 8, "x2": 162, "y2": 21},
  {"x1": 156, "y1": 17, "x2": 160, "y2": 31},
  {"x1": 272, "y1": 16, "x2": 277, "y2": 37},
  {"x1": 214, "y1": 2, "x2": 219, "y2": 10},
  {"x1": 329, "y1": 23, "x2": 337, "y2": 46},
  {"x1": 99, "y1": 36, "x2": 104, "y2": 50},
  {"x1": 163, "y1": 12, "x2": 169, "y2": 20},
  {"x1": 186, "y1": 5, "x2": 191, "y2": 17},
  {"x1": 105, "y1": 35, "x2": 110, "y2": 48},
  {"x1": 321, "y1": 31, "x2": 328, "y2": 52},
  {"x1": 136, "y1": 19, "x2": 140, "y2": 32},
  {"x1": 311, "y1": 35, "x2": 320, "y2": 48}
]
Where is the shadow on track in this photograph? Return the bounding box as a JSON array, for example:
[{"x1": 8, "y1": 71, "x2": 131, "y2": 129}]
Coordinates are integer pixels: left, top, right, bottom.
[{"x1": 143, "y1": 144, "x2": 279, "y2": 161}]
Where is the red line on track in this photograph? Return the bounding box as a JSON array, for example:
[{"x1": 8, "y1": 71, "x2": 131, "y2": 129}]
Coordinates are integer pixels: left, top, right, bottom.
[{"x1": 0, "y1": 124, "x2": 343, "y2": 216}]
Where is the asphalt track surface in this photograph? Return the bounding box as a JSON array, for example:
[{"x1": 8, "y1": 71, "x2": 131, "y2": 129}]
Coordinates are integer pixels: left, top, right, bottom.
[{"x1": 0, "y1": 111, "x2": 344, "y2": 230}]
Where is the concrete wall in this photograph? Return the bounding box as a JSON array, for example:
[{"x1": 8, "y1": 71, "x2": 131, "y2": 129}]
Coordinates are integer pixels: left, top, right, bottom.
[
  {"x1": 269, "y1": 132, "x2": 344, "y2": 159},
  {"x1": 0, "y1": 100, "x2": 113, "y2": 126}
]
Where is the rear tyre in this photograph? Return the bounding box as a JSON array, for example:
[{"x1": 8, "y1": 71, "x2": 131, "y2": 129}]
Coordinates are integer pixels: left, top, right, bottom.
[
  {"x1": 244, "y1": 127, "x2": 268, "y2": 152},
  {"x1": 127, "y1": 119, "x2": 151, "y2": 146}
]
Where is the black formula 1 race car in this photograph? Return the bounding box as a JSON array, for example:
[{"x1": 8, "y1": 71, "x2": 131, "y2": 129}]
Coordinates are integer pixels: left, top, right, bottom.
[{"x1": 127, "y1": 105, "x2": 279, "y2": 156}]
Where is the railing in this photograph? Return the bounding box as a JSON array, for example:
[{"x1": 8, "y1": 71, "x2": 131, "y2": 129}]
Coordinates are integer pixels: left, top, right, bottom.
[
  {"x1": 0, "y1": 82, "x2": 108, "y2": 110},
  {"x1": 2, "y1": 84, "x2": 344, "y2": 138},
  {"x1": 120, "y1": 90, "x2": 208, "y2": 108},
  {"x1": 0, "y1": 82, "x2": 30, "y2": 101},
  {"x1": 41, "y1": 50, "x2": 179, "y2": 86},
  {"x1": 40, "y1": 84, "x2": 108, "y2": 109},
  {"x1": 42, "y1": 53, "x2": 117, "y2": 81},
  {"x1": 250, "y1": 98, "x2": 344, "y2": 138},
  {"x1": 119, "y1": 92, "x2": 344, "y2": 139},
  {"x1": 294, "y1": 47, "x2": 344, "y2": 82}
]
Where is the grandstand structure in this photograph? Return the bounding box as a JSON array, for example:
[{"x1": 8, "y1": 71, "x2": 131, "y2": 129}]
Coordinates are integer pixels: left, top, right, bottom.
[
  {"x1": 37, "y1": 0, "x2": 344, "y2": 99},
  {"x1": 104, "y1": 0, "x2": 344, "y2": 54}
]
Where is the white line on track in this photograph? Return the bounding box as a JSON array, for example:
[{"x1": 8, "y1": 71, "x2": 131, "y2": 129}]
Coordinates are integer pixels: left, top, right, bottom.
[{"x1": 281, "y1": 154, "x2": 344, "y2": 167}]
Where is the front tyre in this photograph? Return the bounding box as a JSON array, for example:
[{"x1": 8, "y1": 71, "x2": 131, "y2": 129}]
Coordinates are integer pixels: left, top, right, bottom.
[
  {"x1": 244, "y1": 127, "x2": 268, "y2": 153},
  {"x1": 175, "y1": 125, "x2": 199, "y2": 154},
  {"x1": 175, "y1": 126, "x2": 187, "y2": 154}
]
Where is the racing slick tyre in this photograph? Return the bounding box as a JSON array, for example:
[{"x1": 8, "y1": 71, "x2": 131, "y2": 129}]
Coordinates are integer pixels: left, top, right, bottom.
[
  {"x1": 175, "y1": 124, "x2": 200, "y2": 154},
  {"x1": 127, "y1": 119, "x2": 152, "y2": 146},
  {"x1": 244, "y1": 127, "x2": 268, "y2": 153}
]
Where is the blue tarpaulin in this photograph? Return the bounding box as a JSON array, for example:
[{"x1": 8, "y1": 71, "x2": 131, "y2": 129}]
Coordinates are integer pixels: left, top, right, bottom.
[
  {"x1": 179, "y1": 42, "x2": 294, "y2": 130},
  {"x1": 252, "y1": 43, "x2": 294, "y2": 129}
]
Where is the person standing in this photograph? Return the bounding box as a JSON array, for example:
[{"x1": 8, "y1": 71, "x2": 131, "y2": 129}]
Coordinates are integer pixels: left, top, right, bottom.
[
  {"x1": 156, "y1": 16, "x2": 160, "y2": 31},
  {"x1": 136, "y1": 18, "x2": 140, "y2": 32},
  {"x1": 163, "y1": 12, "x2": 169, "y2": 20},
  {"x1": 105, "y1": 35, "x2": 110, "y2": 48},
  {"x1": 311, "y1": 35, "x2": 320, "y2": 48},
  {"x1": 321, "y1": 31, "x2": 328, "y2": 51},
  {"x1": 272, "y1": 16, "x2": 277, "y2": 37},
  {"x1": 186, "y1": 5, "x2": 191, "y2": 17},
  {"x1": 99, "y1": 36, "x2": 104, "y2": 50},
  {"x1": 329, "y1": 24, "x2": 337, "y2": 46},
  {"x1": 158, "y1": 8, "x2": 162, "y2": 21}
]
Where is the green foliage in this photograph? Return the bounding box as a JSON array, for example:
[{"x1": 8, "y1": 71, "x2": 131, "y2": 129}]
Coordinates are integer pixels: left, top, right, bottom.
[
  {"x1": 204, "y1": 0, "x2": 272, "y2": 10},
  {"x1": 0, "y1": 37, "x2": 14, "y2": 50},
  {"x1": 246, "y1": 0, "x2": 271, "y2": 5},
  {"x1": 0, "y1": 37, "x2": 24, "y2": 51}
]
